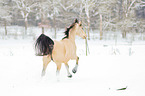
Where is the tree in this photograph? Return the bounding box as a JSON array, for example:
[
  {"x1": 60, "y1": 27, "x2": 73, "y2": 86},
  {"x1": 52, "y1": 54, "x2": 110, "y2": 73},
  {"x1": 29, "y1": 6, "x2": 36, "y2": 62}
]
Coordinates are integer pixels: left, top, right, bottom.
[
  {"x1": 135, "y1": 0, "x2": 145, "y2": 34},
  {"x1": 57, "y1": 0, "x2": 77, "y2": 26},
  {"x1": 116, "y1": 0, "x2": 142, "y2": 38},
  {"x1": 49, "y1": 0, "x2": 60, "y2": 38},
  {"x1": 12, "y1": 0, "x2": 37, "y2": 36},
  {"x1": 82, "y1": 0, "x2": 96, "y2": 40},
  {"x1": 97, "y1": 0, "x2": 117, "y2": 40},
  {"x1": 0, "y1": 0, "x2": 12, "y2": 36},
  {"x1": 36, "y1": 0, "x2": 49, "y2": 34},
  {"x1": 36, "y1": 0, "x2": 60, "y2": 38}
]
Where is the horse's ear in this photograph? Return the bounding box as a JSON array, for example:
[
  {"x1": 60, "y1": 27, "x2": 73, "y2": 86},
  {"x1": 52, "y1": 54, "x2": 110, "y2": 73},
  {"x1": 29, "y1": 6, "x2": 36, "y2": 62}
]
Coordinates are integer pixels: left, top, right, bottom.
[{"x1": 75, "y1": 19, "x2": 78, "y2": 23}]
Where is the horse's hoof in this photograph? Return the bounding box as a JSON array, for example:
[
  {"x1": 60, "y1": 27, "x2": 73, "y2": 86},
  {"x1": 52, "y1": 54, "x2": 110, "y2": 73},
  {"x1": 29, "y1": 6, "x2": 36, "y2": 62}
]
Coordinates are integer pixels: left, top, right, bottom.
[
  {"x1": 72, "y1": 69, "x2": 77, "y2": 74},
  {"x1": 68, "y1": 74, "x2": 72, "y2": 78},
  {"x1": 41, "y1": 70, "x2": 45, "y2": 77}
]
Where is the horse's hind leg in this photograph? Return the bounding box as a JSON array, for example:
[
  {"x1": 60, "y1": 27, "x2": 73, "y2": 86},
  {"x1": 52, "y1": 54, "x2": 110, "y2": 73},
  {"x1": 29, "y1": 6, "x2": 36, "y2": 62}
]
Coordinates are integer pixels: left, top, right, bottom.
[
  {"x1": 72, "y1": 56, "x2": 79, "y2": 74},
  {"x1": 41, "y1": 55, "x2": 51, "y2": 77},
  {"x1": 55, "y1": 62, "x2": 63, "y2": 81},
  {"x1": 65, "y1": 63, "x2": 72, "y2": 78}
]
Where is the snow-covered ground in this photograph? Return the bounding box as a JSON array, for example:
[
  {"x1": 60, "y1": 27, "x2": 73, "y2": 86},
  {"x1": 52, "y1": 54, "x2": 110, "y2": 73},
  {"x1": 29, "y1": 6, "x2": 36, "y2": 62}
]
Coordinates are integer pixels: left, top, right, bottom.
[{"x1": 0, "y1": 35, "x2": 145, "y2": 96}]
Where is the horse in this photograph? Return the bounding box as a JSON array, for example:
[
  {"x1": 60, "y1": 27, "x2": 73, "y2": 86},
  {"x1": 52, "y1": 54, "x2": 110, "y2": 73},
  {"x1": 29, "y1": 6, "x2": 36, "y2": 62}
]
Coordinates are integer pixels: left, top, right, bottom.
[{"x1": 35, "y1": 19, "x2": 87, "y2": 78}]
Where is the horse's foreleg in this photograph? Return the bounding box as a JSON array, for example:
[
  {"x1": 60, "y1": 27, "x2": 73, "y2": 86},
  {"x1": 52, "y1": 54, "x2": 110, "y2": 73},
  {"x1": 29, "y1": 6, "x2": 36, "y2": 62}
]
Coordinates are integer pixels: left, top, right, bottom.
[
  {"x1": 42, "y1": 55, "x2": 51, "y2": 77},
  {"x1": 72, "y1": 56, "x2": 79, "y2": 73},
  {"x1": 65, "y1": 63, "x2": 72, "y2": 78}
]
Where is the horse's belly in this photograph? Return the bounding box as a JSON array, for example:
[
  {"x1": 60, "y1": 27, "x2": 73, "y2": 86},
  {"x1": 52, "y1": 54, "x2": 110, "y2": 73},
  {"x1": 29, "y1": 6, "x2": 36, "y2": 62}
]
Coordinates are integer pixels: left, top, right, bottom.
[
  {"x1": 52, "y1": 41, "x2": 65, "y2": 63},
  {"x1": 70, "y1": 51, "x2": 77, "y2": 59}
]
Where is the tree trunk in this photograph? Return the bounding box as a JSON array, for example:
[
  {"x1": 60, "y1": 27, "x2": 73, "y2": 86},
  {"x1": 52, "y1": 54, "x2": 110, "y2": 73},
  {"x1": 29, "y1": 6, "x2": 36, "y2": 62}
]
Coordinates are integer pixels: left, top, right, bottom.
[
  {"x1": 4, "y1": 20, "x2": 7, "y2": 36},
  {"x1": 100, "y1": 14, "x2": 103, "y2": 40},
  {"x1": 85, "y1": 37, "x2": 88, "y2": 56},
  {"x1": 87, "y1": 16, "x2": 90, "y2": 40},
  {"x1": 81, "y1": 15, "x2": 88, "y2": 56},
  {"x1": 85, "y1": 28, "x2": 88, "y2": 56},
  {"x1": 122, "y1": 30, "x2": 126, "y2": 38},
  {"x1": 24, "y1": 18, "x2": 28, "y2": 35},
  {"x1": 53, "y1": 15, "x2": 56, "y2": 39},
  {"x1": 118, "y1": 0, "x2": 123, "y2": 20}
]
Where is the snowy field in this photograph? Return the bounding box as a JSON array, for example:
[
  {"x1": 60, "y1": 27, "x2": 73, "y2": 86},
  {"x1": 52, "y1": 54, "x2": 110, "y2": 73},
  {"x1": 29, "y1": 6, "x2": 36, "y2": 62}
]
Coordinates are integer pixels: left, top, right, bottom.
[{"x1": 0, "y1": 35, "x2": 145, "y2": 96}]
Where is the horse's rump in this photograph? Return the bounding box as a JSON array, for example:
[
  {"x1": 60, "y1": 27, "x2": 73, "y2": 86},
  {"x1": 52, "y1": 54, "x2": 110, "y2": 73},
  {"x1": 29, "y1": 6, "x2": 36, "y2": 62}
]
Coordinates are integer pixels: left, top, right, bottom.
[{"x1": 35, "y1": 34, "x2": 54, "y2": 56}]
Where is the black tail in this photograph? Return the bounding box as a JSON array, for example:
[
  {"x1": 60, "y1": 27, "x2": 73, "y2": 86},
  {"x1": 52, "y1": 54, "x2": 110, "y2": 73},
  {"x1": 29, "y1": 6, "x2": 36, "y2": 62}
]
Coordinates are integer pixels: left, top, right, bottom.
[{"x1": 35, "y1": 34, "x2": 54, "y2": 56}]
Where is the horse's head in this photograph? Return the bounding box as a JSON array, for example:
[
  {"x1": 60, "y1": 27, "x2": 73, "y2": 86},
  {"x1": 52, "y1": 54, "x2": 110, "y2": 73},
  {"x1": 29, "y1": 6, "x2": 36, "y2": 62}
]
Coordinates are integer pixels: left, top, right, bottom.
[{"x1": 74, "y1": 19, "x2": 87, "y2": 39}]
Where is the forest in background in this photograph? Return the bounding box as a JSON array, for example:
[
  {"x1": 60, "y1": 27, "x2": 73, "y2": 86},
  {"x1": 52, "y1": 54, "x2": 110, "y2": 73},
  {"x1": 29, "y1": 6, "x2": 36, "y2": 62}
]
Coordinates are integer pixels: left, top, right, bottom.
[{"x1": 0, "y1": 0, "x2": 145, "y2": 40}]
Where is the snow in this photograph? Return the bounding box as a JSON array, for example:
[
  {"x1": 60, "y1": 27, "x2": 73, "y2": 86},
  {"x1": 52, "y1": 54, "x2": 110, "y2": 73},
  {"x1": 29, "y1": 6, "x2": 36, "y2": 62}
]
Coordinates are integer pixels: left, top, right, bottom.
[{"x1": 0, "y1": 34, "x2": 145, "y2": 96}]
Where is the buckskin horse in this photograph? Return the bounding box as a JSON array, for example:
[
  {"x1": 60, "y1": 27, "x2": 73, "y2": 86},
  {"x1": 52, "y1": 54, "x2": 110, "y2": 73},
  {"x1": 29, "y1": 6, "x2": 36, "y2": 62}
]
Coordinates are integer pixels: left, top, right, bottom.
[{"x1": 35, "y1": 19, "x2": 87, "y2": 78}]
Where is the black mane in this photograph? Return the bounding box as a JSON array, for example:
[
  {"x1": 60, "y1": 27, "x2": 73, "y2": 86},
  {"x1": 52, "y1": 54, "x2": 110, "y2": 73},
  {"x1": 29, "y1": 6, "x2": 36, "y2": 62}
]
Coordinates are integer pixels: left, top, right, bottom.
[
  {"x1": 62, "y1": 19, "x2": 79, "y2": 40},
  {"x1": 62, "y1": 24, "x2": 75, "y2": 40}
]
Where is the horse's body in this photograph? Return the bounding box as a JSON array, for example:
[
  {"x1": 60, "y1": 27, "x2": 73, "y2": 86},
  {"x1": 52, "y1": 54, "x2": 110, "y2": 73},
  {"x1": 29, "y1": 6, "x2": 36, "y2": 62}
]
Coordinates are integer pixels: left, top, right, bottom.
[
  {"x1": 53, "y1": 39, "x2": 76, "y2": 63},
  {"x1": 35, "y1": 19, "x2": 86, "y2": 78}
]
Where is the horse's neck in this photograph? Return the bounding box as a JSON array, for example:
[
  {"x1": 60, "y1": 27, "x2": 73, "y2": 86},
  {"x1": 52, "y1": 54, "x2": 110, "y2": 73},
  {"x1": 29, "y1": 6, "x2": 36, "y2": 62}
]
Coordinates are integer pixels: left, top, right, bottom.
[{"x1": 69, "y1": 29, "x2": 76, "y2": 43}]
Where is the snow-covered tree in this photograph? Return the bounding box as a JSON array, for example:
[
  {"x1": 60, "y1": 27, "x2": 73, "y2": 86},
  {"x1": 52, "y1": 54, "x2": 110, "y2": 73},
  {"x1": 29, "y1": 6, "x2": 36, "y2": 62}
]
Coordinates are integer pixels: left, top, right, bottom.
[
  {"x1": 56, "y1": 0, "x2": 78, "y2": 25},
  {"x1": 0, "y1": 0, "x2": 12, "y2": 36},
  {"x1": 12, "y1": 0, "x2": 37, "y2": 35},
  {"x1": 36, "y1": 0, "x2": 60, "y2": 38},
  {"x1": 82, "y1": 0, "x2": 96, "y2": 40},
  {"x1": 0, "y1": 0, "x2": 144, "y2": 40},
  {"x1": 116, "y1": 0, "x2": 143, "y2": 38},
  {"x1": 48, "y1": 0, "x2": 60, "y2": 38},
  {"x1": 135, "y1": 0, "x2": 145, "y2": 34},
  {"x1": 36, "y1": 0, "x2": 50, "y2": 34},
  {"x1": 97, "y1": 0, "x2": 117, "y2": 40}
]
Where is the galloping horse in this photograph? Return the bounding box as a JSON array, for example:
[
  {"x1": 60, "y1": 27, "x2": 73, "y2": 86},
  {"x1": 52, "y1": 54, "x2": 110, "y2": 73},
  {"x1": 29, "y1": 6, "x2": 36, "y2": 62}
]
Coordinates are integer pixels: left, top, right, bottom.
[{"x1": 35, "y1": 19, "x2": 87, "y2": 78}]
